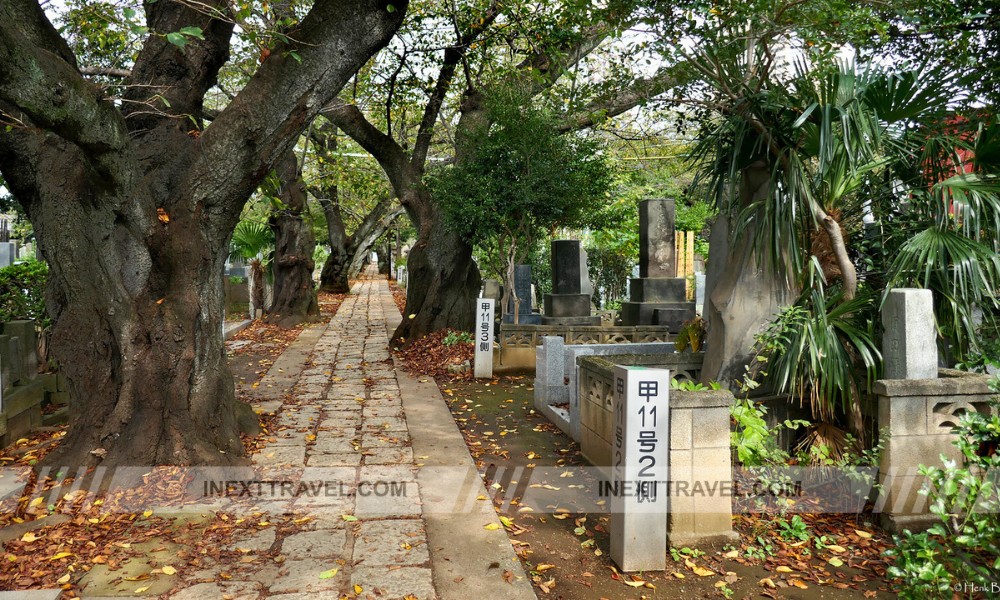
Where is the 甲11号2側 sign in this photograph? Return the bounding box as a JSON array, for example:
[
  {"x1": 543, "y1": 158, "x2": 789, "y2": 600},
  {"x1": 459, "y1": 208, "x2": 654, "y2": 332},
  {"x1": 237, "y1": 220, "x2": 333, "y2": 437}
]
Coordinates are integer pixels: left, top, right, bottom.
[
  {"x1": 474, "y1": 298, "x2": 494, "y2": 378},
  {"x1": 609, "y1": 365, "x2": 670, "y2": 572}
]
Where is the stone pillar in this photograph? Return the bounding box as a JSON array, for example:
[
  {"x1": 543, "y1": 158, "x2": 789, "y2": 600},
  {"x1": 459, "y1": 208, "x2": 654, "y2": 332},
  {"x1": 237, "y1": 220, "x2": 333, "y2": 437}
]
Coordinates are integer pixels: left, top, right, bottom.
[
  {"x1": 542, "y1": 240, "x2": 599, "y2": 325},
  {"x1": 533, "y1": 336, "x2": 565, "y2": 412},
  {"x1": 474, "y1": 299, "x2": 495, "y2": 379},
  {"x1": 610, "y1": 366, "x2": 669, "y2": 572},
  {"x1": 666, "y1": 389, "x2": 739, "y2": 548},
  {"x1": 882, "y1": 289, "x2": 938, "y2": 379}
]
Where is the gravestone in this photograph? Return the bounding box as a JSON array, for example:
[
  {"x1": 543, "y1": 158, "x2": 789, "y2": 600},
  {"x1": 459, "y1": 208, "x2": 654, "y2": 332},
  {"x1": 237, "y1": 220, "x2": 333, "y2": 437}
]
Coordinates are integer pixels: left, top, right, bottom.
[
  {"x1": 609, "y1": 365, "x2": 670, "y2": 572},
  {"x1": 882, "y1": 289, "x2": 937, "y2": 379},
  {"x1": 0, "y1": 243, "x2": 16, "y2": 268},
  {"x1": 474, "y1": 299, "x2": 495, "y2": 378},
  {"x1": 639, "y1": 199, "x2": 676, "y2": 278},
  {"x1": 620, "y1": 199, "x2": 696, "y2": 330},
  {"x1": 503, "y1": 265, "x2": 541, "y2": 324},
  {"x1": 482, "y1": 279, "x2": 501, "y2": 301},
  {"x1": 542, "y1": 240, "x2": 600, "y2": 325},
  {"x1": 7, "y1": 337, "x2": 23, "y2": 386},
  {"x1": 4, "y1": 321, "x2": 37, "y2": 381}
]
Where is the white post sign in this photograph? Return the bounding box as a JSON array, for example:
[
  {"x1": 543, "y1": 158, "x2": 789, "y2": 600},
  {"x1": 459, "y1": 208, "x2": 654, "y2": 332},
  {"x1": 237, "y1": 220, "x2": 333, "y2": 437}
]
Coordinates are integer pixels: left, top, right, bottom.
[
  {"x1": 610, "y1": 365, "x2": 670, "y2": 572},
  {"x1": 474, "y1": 299, "x2": 495, "y2": 379}
]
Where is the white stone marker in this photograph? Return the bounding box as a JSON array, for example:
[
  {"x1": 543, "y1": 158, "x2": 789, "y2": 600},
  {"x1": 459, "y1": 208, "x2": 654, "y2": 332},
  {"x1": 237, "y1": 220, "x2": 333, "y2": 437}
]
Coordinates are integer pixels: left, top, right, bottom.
[
  {"x1": 474, "y1": 299, "x2": 495, "y2": 379},
  {"x1": 882, "y1": 288, "x2": 937, "y2": 379},
  {"x1": 610, "y1": 365, "x2": 670, "y2": 572}
]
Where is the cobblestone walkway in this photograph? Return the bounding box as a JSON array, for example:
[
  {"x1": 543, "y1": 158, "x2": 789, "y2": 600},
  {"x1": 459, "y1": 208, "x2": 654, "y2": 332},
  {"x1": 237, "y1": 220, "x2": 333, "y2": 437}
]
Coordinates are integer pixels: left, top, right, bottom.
[{"x1": 177, "y1": 277, "x2": 435, "y2": 599}]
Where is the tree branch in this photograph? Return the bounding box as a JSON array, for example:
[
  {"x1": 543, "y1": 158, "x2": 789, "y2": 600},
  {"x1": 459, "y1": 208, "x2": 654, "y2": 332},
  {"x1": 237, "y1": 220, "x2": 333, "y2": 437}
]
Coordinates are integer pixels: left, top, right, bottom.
[
  {"x1": 122, "y1": 0, "x2": 235, "y2": 133},
  {"x1": 555, "y1": 68, "x2": 678, "y2": 132},
  {"x1": 80, "y1": 66, "x2": 133, "y2": 78},
  {"x1": 411, "y1": 1, "x2": 501, "y2": 170},
  {"x1": 516, "y1": 21, "x2": 621, "y2": 98},
  {"x1": 192, "y1": 0, "x2": 407, "y2": 236},
  {"x1": 322, "y1": 98, "x2": 410, "y2": 195},
  {"x1": 0, "y1": 19, "x2": 130, "y2": 182}
]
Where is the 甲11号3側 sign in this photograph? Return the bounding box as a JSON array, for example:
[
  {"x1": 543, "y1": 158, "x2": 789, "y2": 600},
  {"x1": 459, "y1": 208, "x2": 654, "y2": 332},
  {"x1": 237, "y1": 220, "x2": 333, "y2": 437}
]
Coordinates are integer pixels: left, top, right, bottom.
[
  {"x1": 609, "y1": 365, "x2": 670, "y2": 572},
  {"x1": 474, "y1": 298, "x2": 495, "y2": 378}
]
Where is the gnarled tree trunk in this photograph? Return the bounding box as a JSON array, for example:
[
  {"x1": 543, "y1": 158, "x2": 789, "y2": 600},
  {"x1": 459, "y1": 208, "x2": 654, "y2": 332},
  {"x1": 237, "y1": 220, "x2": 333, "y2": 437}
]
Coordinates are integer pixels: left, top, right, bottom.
[
  {"x1": 0, "y1": 0, "x2": 406, "y2": 466},
  {"x1": 391, "y1": 193, "x2": 480, "y2": 344},
  {"x1": 702, "y1": 162, "x2": 796, "y2": 385},
  {"x1": 267, "y1": 152, "x2": 319, "y2": 327}
]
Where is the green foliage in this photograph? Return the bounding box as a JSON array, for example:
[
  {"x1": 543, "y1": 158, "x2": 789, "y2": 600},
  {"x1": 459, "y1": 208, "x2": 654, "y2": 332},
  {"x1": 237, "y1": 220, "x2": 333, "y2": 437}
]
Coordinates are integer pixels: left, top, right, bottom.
[
  {"x1": 669, "y1": 546, "x2": 705, "y2": 561},
  {"x1": 880, "y1": 170, "x2": 1000, "y2": 359},
  {"x1": 229, "y1": 220, "x2": 274, "y2": 264},
  {"x1": 0, "y1": 260, "x2": 49, "y2": 327},
  {"x1": 751, "y1": 259, "x2": 881, "y2": 427},
  {"x1": 585, "y1": 237, "x2": 634, "y2": 309},
  {"x1": 674, "y1": 316, "x2": 706, "y2": 353},
  {"x1": 442, "y1": 331, "x2": 473, "y2": 346},
  {"x1": 775, "y1": 515, "x2": 810, "y2": 542},
  {"x1": 730, "y1": 397, "x2": 808, "y2": 467},
  {"x1": 670, "y1": 379, "x2": 721, "y2": 391},
  {"x1": 887, "y1": 397, "x2": 1000, "y2": 598},
  {"x1": 433, "y1": 87, "x2": 615, "y2": 289}
]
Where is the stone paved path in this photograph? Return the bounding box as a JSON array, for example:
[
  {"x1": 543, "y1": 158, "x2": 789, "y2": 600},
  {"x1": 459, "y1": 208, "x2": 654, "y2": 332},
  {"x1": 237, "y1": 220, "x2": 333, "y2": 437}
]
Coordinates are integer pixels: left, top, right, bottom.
[
  {"x1": 207, "y1": 276, "x2": 437, "y2": 599},
  {"x1": 15, "y1": 273, "x2": 531, "y2": 600}
]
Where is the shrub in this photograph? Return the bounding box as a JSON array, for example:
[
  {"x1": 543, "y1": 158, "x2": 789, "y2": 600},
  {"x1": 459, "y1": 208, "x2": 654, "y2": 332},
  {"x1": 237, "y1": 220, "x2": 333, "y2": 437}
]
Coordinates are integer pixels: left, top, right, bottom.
[
  {"x1": 887, "y1": 383, "x2": 1000, "y2": 598},
  {"x1": 442, "y1": 331, "x2": 473, "y2": 347},
  {"x1": 0, "y1": 260, "x2": 48, "y2": 327}
]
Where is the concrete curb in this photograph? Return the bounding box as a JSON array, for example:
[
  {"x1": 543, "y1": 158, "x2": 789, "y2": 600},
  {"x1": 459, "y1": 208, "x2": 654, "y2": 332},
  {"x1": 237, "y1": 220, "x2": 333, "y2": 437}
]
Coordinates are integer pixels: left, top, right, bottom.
[{"x1": 381, "y1": 286, "x2": 537, "y2": 600}]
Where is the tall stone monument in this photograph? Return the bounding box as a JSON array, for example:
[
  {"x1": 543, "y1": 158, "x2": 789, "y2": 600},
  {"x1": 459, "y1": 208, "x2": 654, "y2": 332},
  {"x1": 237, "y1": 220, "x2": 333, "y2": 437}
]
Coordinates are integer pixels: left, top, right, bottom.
[
  {"x1": 620, "y1": 199, "x2": 696, "y2": 330},
  {"x1": 542, "y1": 240, "x2": 600, "y2": 325}
]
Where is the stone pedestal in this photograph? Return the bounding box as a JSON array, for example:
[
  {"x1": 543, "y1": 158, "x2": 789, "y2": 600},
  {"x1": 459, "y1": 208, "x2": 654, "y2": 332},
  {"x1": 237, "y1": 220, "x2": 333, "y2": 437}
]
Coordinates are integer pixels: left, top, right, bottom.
[
  {"x1": 666, "y1": 390, "x2": 739, "y2": 548},
  {"x1": 542, "y1": 240, "x2": 598, "y2": 325}
]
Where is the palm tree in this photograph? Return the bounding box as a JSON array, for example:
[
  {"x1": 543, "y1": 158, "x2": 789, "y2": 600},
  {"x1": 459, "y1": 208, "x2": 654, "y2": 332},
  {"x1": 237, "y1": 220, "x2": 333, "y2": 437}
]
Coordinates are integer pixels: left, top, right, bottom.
[
  {"x1": 229, "y1": 220, "x2": 274, "y2": 318},
  {"x1": 690, "y1": 30, "x2": 1000, "y2": 441}
]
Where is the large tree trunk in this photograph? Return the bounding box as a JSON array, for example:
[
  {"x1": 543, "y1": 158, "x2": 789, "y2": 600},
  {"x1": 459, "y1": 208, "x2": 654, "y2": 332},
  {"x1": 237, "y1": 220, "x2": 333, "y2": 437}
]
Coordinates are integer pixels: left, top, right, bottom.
[
  {"x1": 266, "y1": 152, "x2": 319, "y2": 327},
  {"x1": 377, "y1": 240, "x2": 391, "y2": 274},
  {"x1": 320, "y1": 247, "x2": 352, "y2": 293},
  {"x1": 702, "y1": 163, "x2": 796, "y2": 386},
  {"x1": 391, "y1": 194, "x2": 480, "y2": 344},
  {"x1": 12, "y1": 135, "x2": 258, "y2": 467},
  {"x1": 0, "y1": 0, "x2": 406, "y2": 466}
]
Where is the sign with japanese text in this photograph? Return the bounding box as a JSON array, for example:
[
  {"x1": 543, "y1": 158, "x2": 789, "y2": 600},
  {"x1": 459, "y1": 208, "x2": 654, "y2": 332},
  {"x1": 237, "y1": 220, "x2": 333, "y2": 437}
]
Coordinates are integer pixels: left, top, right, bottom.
[
  {"x1": 474, "y1": 299, "x2": 495, "y2": 378},
  {"x1": 609, "y1": 365, "x2": 670, "y2": 572}
]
